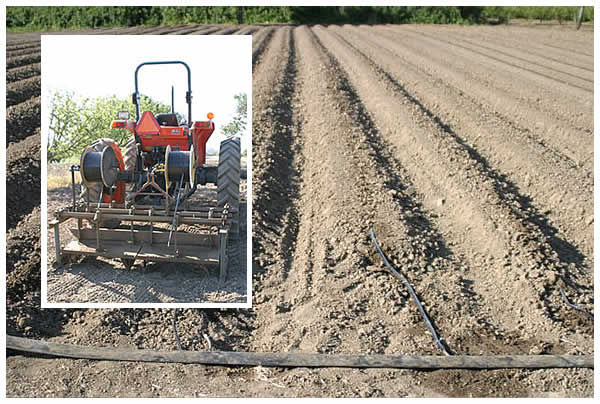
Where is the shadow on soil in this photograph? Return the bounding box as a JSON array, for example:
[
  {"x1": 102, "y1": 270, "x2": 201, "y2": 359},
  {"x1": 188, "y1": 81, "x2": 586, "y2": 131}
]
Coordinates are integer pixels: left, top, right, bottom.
[
  {"x1": 49, "y1": 255, "x2": 245, "y2": 304},
  {"x1": 252, "y1": 28, "x2": 302, "y2": 281},
  {"x1": 311, "y1": 29, "x2": 454, "y2": 272},
  {"x1": 338, "y1": 32, "x2": 587, "y2": 276}
]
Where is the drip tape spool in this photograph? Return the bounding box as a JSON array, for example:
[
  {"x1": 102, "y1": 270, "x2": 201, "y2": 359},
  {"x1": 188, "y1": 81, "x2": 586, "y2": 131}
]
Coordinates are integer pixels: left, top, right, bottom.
[
  {"x1": 80, "y1": 146, "x2": 121, "y2": 188},
  {"x1": 80, "y1": 147, "x2": 102, "y2": 185},
  {"x1": 165, "y1": 145, "x2": 195, "y2": 190}
]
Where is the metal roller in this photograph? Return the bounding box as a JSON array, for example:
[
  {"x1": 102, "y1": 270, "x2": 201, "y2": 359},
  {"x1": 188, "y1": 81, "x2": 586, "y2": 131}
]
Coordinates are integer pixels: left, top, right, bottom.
[{"x1": 164, "y1": 145, "x2": 195, "y2": 190}]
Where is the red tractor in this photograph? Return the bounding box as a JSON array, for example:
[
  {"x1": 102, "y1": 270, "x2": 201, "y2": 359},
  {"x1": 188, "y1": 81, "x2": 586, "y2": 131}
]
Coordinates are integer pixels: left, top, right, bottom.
[{"x1": 51, "y1": 61, "x2": 242, "y2": 282}]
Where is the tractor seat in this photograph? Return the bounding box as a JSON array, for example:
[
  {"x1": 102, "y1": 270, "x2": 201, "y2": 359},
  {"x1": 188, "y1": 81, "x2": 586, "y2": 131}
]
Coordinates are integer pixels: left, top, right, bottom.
[{"x1": 155, "y1": 113, "x2": 179, "y2": 127}]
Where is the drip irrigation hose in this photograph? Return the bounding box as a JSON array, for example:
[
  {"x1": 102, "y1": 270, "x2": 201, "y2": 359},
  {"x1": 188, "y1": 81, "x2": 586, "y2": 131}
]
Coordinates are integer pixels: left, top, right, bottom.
[
  {"x1": 558, "y1": 287, "x2": 594, "y2": 321},
  {"x1": 173, "y1": 309, "x2": 183, "y2": 351},
  {"x1": 167, "y1": 173, "x2": 185, "y2": 247},
  {"x1": 132, "y1": 243, "x2": 144, "y2": 263},
  {"x1": 370, "y1": 229, "x2": 452, "y2": 356},
  {"x1": 6, "y1": 336, "x2": 592, "y2": 369}
]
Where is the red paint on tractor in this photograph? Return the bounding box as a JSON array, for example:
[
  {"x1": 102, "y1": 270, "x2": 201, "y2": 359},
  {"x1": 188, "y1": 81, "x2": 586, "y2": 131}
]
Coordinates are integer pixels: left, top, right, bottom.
[
  {"x1": 110, "y1": 119, "x2": 136, "y2": 136},
  {"x1": 102, "y1": 142, "x2": 126, "y2": 204},
  {"x1": 191, "y1": 120, "x2": 215, "y2": 166},
  {"x1": 135, "y1": 111, "x2": 161, "y2": 136},
  {"x1": 115, "y1": 112, "x2": 214, "y2": 168}
]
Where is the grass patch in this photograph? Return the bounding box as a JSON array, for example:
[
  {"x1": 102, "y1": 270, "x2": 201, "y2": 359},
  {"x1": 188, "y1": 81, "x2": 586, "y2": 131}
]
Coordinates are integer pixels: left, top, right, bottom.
[
  {"x1": 47, "y1": 163, "x2": 80, "y2": 190},
  {"x1": 47, "y1": 174, "x2": 78, "y2": 190}
]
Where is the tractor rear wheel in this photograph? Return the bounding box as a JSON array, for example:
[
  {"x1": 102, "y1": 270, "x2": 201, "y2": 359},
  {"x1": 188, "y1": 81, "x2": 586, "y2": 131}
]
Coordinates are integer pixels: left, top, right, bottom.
[
  {"x1": 123, "y1": 137, "x2": 137, "y2": 172},
  {"x1": 217, "y1": 137, "x2": 241, "y2": 241},
  {"x1": 80, "y1": 138, "x2": 121, "y2": 228}
]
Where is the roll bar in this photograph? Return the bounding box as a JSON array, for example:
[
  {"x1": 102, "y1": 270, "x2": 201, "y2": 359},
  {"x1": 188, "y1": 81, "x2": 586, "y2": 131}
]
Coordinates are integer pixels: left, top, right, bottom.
[{"x1": 133, "y1": 61, "x2": 192, "y2": 124}]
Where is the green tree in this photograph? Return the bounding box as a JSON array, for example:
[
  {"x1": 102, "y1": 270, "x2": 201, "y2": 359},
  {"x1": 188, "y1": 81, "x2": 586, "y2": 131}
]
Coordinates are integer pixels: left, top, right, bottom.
[
  {"x1": 48, "y1": 92, "x2": 176, "y2": 162},
  {"x1": 221, "y1": 93, "x2": 247, "y2": 138}
]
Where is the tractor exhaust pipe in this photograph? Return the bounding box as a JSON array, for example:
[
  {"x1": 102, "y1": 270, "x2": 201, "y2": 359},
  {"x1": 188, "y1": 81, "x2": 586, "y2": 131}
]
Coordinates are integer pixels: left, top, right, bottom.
[{"x1": 171, "y1": 85, "x2": 174, "y2": 114}]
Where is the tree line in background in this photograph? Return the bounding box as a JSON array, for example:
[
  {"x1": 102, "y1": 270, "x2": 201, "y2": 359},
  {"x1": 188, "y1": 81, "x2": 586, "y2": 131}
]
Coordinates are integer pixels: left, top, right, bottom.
[
  {"x1": 7, "y1": 6, "x2": 593, "y2": 30},
  {"x1": 48, "y1": 91, "x2": 247, "y2": 162},
  {"x1": 48, "y1": 92, "x2": 176, "y2": 162}
]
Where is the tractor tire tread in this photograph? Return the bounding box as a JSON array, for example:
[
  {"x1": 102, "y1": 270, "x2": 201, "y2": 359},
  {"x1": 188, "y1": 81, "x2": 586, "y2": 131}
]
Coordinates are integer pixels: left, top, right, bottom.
[{"x1": 123, "y1": 137, "x2": 137, "y2": 172}]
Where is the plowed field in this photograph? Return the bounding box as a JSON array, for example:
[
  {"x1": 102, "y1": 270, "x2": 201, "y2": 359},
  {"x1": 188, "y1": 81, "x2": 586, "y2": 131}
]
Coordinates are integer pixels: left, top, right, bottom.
[{"x1": 6, "y1": 23, "x2": 593, "y2": 397}]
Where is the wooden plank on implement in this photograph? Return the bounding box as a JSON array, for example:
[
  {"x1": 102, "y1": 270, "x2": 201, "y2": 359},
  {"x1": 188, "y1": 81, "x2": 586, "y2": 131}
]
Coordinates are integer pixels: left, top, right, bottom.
[
  {"x1": 61, "y1": 240, "x2": 219, "y2": 264},
  {"x1": 6, "y1": 336, "x2": 593, "y2": 369},
  {"x1": 71, "y1": 228, "x2": 218, "y2": 247},
  {"x1": 60, "y1": 211, "x2": 224, "y2": 226}
]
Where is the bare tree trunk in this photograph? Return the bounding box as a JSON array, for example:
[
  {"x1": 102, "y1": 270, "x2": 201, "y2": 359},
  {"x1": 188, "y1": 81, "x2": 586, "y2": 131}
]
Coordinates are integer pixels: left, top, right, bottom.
[{"x1": 237, "y1": 7, "x2": 244, "y2": 24}]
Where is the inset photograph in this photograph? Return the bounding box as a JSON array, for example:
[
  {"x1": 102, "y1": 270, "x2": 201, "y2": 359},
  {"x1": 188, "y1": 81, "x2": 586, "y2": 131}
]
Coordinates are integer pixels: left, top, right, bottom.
[{"x1": 41, "y1": 35, "x2": 251, "y2": 306}]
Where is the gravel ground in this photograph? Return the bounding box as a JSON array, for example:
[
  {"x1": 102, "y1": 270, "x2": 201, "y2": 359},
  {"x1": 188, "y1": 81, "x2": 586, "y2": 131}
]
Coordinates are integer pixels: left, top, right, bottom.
[
  {"x1": 6, "y1": 22, "x2": 594, "y2": 398},
  {"x1": 45, "y1": 164, "x2": 248, "y2": 304}
]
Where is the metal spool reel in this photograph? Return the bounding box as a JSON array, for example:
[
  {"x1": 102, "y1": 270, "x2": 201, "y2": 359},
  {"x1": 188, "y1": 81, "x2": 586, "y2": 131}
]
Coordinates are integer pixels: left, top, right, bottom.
[
  {"x1": 165, "y1": 145, "x2": 195, "y2": 191},
  {"x1": 80, "y1": 145, "x2": 121, "y2": 188}
]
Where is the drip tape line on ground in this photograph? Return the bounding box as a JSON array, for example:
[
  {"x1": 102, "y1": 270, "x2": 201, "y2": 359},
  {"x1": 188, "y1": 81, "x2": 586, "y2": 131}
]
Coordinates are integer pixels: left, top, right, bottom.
[
  {"x1": 6, "y1": 336, "x2": 592, "y2": 369},
  {"x1": 369, "y1": 229, "x2": 452, "y2": 356},
  {"x1": 558, "y1": 286, "x2": 594, "y2": 321},
  {"x1": 173, "y1": 309, "x2": 183, "y2": 351}
]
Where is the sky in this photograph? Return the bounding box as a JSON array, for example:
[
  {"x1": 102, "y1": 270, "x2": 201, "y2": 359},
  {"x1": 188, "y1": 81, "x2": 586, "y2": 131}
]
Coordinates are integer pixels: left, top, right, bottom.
[{"x1": 41, "y1": 35, "x2": 251, "y2": 153}]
